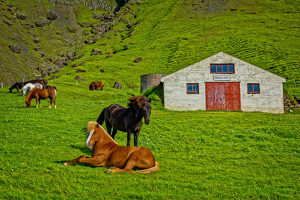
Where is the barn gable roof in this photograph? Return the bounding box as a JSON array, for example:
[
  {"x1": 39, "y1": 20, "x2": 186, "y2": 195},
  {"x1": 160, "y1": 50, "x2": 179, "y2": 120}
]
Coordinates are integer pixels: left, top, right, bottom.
[{"x1": 161, "y1": 52, "x2": 286, "y2": 82}]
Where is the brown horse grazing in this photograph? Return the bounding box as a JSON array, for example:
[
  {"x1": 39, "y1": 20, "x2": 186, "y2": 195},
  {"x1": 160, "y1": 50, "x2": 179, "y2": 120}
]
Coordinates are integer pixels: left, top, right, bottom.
[
  {"x1": 64, "y1": 121, "x2": 160, "y2": 174},
  {"x1": 25, "y1": 88, "x2": 57, "y2": 108},
  {"x1": 89, "y1": 81, "x2": 104, "y2": 91},
  {"x1": 97, "y1": 96, "x2": 151, "y2": 146}
]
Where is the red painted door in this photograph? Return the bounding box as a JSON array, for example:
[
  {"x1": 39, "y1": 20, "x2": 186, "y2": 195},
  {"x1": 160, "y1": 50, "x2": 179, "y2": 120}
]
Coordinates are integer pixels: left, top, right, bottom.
[{"x1": 206, "y1": 82, "x2": 241, "y2": 111}]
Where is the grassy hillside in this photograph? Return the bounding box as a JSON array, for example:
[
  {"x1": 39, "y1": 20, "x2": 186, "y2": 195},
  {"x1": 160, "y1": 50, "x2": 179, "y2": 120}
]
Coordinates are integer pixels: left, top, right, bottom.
[
  {"x1": 1, "y1": 0, "x2": 299, "y2": 97},
  {"x1": 0, "y1": 0, "x2": 299, "y2": 199},
  {"x1": 49, "y1": 0, "x2": 300, "y2": 97}
]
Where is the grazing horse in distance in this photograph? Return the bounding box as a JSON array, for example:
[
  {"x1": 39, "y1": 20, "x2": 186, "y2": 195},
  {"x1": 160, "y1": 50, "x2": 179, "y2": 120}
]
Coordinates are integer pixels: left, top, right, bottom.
[
  {"x1": 64, "y1": 121, "x2": 159, "y2": 174},
  {"x1": 89, "y1": 81, "x2": 104, "y2": 91},
  {"x1": 97, "y1": 96, "x2": 152, "y2": 146},
  {"x1": 21, "y1": 83, "x2": 43, "y2": 96},
  {"x1": 9, "y1": 82, "x2": 25, "y2": 93},
  {"x1": 25, "y1": 88, "x2": 57, "y2": 108},
  {"x1": 9, "y1": 79, "x2": 48, "y2": 93}
]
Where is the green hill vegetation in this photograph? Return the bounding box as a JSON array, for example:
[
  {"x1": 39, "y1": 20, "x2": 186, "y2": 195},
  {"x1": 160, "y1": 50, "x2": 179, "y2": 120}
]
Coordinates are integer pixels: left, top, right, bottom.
[
  {"x1": 0, "y1": 0, "x2": 299, "y2": 199},
  {"x1": 0, "y1": 0, "x2": 299, "y2": 97}
]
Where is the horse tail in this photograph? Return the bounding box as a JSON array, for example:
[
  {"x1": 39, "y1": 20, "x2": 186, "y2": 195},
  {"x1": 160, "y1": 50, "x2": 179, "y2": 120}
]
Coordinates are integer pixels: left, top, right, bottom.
[
  {"x1": 129, "y1": 161, "x2": 160, "y2": 174},
  {"x1": 96, "y1": 108, "x2": 106, "y2": 125}
]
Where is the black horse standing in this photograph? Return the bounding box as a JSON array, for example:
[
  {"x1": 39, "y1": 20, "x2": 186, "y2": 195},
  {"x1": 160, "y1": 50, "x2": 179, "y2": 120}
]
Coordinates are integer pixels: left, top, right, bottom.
[{"x1": 96, "y1": 96, "x2": 151, "y2": 146}]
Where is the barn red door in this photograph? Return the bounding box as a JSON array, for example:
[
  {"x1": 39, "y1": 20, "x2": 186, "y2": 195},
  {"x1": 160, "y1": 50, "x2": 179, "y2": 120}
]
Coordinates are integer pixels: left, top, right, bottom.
[{"x1": 205, "y1": 82, "x2": 241, "y2": 111}]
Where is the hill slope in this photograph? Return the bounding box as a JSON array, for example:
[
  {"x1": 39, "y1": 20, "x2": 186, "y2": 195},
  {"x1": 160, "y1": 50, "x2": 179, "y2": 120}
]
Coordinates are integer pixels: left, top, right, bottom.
[
  {"x1": 0, "y1": 0, "x2": 116, "y2": 84},
  {"x1": 55, "y1": 0, "x2": 300, "y2": 97},
  {"x1": 0, "y1": 0, "x2": 299, "y2": 98}
]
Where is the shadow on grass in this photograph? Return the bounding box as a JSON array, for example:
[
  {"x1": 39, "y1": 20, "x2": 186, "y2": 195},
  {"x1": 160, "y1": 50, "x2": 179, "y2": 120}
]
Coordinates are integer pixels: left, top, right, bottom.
[
  {"x1": 70, "y1": 144, "x2": 92, "y2": 155},
  {"x1": 54, "y1": 160, "x2": 99, "y2": 168}
]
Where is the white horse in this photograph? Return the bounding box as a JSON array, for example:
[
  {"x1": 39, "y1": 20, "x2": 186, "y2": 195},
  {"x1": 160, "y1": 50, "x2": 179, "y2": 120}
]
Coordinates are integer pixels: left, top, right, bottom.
[{"x1": 22, "y1": 83, "x2": 43, "y2": 96}]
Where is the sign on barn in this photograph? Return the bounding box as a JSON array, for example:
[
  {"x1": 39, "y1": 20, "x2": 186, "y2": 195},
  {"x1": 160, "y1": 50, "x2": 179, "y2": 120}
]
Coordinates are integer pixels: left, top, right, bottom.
[{"x1": 161, "y1": 52, "x2": 286, "y2": 113}]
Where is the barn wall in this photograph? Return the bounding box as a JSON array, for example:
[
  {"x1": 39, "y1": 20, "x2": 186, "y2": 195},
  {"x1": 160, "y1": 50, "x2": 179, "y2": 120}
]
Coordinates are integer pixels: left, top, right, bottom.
[{"x1": 162, "y1": 52, "x2": 285, "y2": 113}]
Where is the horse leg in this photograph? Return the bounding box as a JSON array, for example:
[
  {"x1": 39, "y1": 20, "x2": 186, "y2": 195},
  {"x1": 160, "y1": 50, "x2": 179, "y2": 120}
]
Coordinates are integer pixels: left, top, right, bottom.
[
  {"x1": 35, "y1": 97, "x2": 39, "y2": 108},
  {"x1": 105, "y1": 121, "x2": 112, "y2": 135},
  {"x1": 106, "y1": 148, "x2": 154, "y2": 173},
  {"x1": 127, "y1": 132, "x2": 132, "y2": 146},
  {"x1": 133, "y1": 131, "x2": 140, "y2": 147},
  {"x1": 39, "y1": 99, "x2": 42, "y2": 107},
  {"x1": 105, "y1": 155, "x2": 135, "y2": 173},
  {"x1": 49, "y1": 97, "x2": 52, "y2": 108},
  {"x1": 64, "y1": 155, "x2": 106, "y2": 167},
  {"x1": 53, "y1": 98, "x2": 56, "y2": 108},
  {"x1": 111, "y1": 128, "x2": 117, "y2": 139}
]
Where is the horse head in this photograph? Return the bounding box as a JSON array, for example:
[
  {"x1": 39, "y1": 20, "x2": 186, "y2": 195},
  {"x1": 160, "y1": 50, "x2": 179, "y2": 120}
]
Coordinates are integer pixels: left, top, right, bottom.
[
  {"x1": 86, "y1": 121, "x2": 116, "y2": 149},
  {"x1": 129, "y1": 96, "x2": 152, "y2": 124},
  {"x1": 9, "y1": 83, "x2": 17, "y2": 93},
  {"x1": 86, "y1": 122, "x2": 100, "y2": 149},
  {"x1": 25, "y1": 98, "x2": 31, "y2": 107}
]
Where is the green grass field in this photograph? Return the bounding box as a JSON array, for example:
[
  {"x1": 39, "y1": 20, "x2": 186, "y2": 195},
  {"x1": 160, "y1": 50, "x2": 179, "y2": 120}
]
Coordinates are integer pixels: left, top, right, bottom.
[
  {"x1": 0, "y1": 0, "x2": 299, "y2": 199},
  {"x1": 0, "y1": 78, "x2": 299, "y2": 199}
]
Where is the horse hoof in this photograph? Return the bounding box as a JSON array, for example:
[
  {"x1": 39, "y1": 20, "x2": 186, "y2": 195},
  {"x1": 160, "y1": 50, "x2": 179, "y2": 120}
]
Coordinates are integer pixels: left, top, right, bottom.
[
  {"x1": 63, "y1": 162, "x2": 69, "y2": 166},
  {"x1": 104, "y1": 170, "x2": 111, "y2": 174}
]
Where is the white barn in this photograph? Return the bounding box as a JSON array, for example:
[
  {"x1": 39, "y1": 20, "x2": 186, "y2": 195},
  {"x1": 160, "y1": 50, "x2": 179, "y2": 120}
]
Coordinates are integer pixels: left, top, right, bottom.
[{"x1": 161, "y1": 52, "x2": 286, "y2": 113}]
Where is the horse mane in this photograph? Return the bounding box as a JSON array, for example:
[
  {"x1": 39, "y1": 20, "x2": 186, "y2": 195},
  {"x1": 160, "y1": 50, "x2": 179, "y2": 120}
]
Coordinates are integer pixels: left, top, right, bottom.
[
  {"x1": 25, "y1": 87, "x2": 39, "y2": 101},
  {"x1": 128, "y1": 96, "x2": 148, "y2": 108},
  {"x1": 87, "y1": 121, "x2": 98, "y2": 132},
  {"x1": 87, "y1": 121, "x2": 118, "y2": 145}
]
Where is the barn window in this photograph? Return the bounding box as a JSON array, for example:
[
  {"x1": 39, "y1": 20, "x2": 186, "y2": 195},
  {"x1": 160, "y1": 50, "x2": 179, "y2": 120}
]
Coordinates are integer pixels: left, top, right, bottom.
[
  {"x1": 247, "y1": 83, "x2": 260, "y2": 94},
  {"x1": 187, "y1": 83, "x2": 199, "y2": 94},
  {"x1": 210, "y1": 64, "x2": 235, "y2": 74}
]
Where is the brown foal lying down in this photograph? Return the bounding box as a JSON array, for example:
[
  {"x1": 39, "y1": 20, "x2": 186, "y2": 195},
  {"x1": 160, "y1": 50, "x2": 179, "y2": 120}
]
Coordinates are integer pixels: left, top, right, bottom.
[{"x1": 64, "y1": 121, "x2": 160, "y2": 174}]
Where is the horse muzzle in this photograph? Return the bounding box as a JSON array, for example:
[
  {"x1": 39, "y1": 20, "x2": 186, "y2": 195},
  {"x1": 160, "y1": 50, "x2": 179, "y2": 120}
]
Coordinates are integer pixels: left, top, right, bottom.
[{"x1": 85, "y1": 142, "x2": 93, "y2": 149}]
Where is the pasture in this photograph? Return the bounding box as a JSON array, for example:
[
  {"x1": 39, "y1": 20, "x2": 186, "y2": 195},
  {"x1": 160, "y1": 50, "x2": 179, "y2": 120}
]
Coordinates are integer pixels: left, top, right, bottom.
[{"x1": 0, "y1": 79, "x2": 299, "y2": 199}]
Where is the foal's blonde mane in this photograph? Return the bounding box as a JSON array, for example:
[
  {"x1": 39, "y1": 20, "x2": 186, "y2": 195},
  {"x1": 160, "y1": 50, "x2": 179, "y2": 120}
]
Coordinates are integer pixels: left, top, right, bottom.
[{"x1": 87, "y1": 121, "x2": 118, "y2": 145}]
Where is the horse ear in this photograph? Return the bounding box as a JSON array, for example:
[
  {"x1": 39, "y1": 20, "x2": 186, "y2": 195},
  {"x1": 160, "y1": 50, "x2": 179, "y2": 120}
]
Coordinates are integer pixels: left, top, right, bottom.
[
  {"x1": 148, "y1": 98, "x2": 152, "y2": 103},
  {"x1": 128, "y1": 96, "x2": 137, "y2": 103}
]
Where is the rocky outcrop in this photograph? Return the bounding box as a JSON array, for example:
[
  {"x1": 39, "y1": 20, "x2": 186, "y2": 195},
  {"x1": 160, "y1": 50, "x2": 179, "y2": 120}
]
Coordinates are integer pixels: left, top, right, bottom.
[
  {"x1": 46, "y1": 11, "x2": 57, "y2": 20},
  {"x1": 34, "y1": 19, "x2": 51, "y2": 27},
  {"x1": 134, "y1": 57, "x2": 142, "y2": 63},
  {"x1": 16, "y1": 13, "x2": 27, "y2": 20},
  {"x1": 91, "y1": 49, "x2": 102, "y2": 56},
  {"x1": 113, "y1": 81, "x2": 122, "y2": 89},
  {"x1": 9, "y1": 45, "x2": 21, "y2": 54}
]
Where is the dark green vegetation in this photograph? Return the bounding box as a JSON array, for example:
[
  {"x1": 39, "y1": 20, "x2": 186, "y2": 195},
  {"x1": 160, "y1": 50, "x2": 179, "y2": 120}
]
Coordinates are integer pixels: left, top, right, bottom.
[{"x1": 0, "y1": 0, "x2": 299, "y2": 199}]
